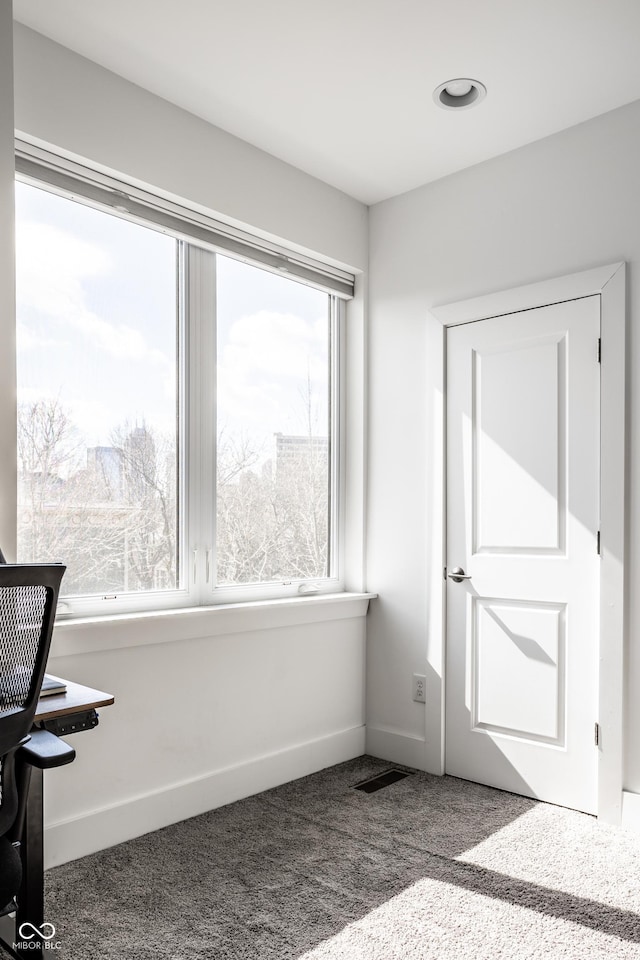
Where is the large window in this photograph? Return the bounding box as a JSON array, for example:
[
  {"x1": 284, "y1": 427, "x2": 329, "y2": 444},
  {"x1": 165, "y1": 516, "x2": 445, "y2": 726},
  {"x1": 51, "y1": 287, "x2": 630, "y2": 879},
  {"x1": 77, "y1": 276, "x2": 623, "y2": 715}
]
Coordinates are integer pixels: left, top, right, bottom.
[{"x1": 14, "y1": 160, "x2": 347, "y2": 615}]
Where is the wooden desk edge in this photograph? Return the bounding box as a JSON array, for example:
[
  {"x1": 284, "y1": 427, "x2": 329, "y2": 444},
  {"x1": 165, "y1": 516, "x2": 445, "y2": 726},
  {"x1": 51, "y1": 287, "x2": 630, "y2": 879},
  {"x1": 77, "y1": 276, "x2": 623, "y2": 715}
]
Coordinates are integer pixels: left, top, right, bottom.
[{"x1": 35, "y1": 679, "x2": 115, "y2": 722}]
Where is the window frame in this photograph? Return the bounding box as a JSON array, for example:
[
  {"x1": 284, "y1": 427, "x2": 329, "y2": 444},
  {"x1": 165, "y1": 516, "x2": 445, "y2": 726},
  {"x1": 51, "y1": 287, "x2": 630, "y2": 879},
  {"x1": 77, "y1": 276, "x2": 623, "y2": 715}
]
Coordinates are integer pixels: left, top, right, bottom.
[{"x1": 14, "y1": 147, "x2": 349, "y2": 618}]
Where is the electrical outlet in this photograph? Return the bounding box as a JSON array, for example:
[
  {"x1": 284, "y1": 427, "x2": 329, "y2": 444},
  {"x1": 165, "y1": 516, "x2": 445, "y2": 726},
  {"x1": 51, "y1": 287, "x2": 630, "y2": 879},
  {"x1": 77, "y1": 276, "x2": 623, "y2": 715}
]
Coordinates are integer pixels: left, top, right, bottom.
[{"x1": 412, "y1": 673, "x2": 426, "y2": 703}]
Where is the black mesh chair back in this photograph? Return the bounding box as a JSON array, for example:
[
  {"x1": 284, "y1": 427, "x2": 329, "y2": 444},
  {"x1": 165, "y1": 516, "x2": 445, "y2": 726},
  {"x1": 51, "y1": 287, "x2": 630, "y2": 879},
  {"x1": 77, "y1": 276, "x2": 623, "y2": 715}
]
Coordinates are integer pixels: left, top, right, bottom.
[{"x1": 0, "y1": 565, "x2": 65, "y2": 838}]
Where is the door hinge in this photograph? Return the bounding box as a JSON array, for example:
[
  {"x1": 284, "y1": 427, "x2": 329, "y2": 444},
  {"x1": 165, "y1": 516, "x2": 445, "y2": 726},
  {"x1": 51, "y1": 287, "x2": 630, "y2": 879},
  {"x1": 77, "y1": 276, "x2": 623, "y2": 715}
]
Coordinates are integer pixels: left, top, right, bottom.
[
  {"x1": 597, "y1": 338, "x2": 601, "y2": 363},
  {"x1": 594, "y1": 722, "x2": 600, "y2": 747},
  {"x1": 597, "y1": 531, "x2": 601, "y2": 555}
]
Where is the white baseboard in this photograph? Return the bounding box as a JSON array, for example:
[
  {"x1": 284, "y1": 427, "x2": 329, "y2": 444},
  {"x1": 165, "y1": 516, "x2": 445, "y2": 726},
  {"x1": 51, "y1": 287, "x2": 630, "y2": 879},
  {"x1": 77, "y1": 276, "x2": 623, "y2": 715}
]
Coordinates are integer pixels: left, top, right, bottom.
[
  {"x1": 365, "y1": 725, "x2": 429, "y2": 771},
  {"x1": 621, "y1": 790, "x2": 640, "y2": 832},
  {"x1": 45, "y1": 725, "x2": 366, "y2": 869}
]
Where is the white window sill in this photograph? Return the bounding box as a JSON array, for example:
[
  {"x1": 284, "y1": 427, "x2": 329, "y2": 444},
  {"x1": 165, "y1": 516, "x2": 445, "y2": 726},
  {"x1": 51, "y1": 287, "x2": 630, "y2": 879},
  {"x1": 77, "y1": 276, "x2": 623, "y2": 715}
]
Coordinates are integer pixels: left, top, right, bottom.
[{"x1": 50, "y1": 592, "x2": 376, "y2": 658}]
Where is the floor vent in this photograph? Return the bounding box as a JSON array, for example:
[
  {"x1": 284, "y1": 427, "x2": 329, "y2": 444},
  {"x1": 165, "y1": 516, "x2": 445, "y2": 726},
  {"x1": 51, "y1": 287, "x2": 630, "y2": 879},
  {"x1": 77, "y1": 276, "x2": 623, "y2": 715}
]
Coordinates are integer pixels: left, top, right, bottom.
[{"x1": 353, "y1": 769, "x2": 410, "y2": 793}]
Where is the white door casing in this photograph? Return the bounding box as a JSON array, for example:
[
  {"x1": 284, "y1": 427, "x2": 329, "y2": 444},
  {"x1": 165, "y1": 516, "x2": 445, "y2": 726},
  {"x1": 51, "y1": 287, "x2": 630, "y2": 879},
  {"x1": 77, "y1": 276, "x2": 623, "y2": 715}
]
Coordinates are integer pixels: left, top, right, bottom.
[
  {"x1": 431, "y1": 263, "x2": 625, "y2": 823},
  {"x1": 446, "y1": 297, "x2": 600, "y2": 813}
]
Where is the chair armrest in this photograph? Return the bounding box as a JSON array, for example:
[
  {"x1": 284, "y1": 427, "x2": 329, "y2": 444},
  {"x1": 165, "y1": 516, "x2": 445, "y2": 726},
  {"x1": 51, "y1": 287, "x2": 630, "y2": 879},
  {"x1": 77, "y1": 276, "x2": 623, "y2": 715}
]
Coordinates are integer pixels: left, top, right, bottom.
[{"x1": 18, "y1": 729, "x2": 76, "y2": 769}]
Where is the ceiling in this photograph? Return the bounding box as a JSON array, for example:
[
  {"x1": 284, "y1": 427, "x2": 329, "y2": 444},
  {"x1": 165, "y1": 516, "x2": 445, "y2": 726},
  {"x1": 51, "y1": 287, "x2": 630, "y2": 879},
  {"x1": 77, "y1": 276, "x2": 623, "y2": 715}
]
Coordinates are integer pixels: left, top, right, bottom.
[{"x1": 12, "y1": 0, "x2": 640, "y2": 205}]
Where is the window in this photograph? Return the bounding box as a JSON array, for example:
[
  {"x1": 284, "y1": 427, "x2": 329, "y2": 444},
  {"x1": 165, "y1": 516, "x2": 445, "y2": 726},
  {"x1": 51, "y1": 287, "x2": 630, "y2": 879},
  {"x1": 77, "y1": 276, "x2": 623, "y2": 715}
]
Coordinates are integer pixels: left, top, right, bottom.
[
  {"x1": 14, "y1": 151, "x2": 351, "y2": 615},
  {"x1": 215, "y1": 257, "x2": 334, "y2": 587},
  {"x1": 16, "y1": 185, "x2": 180, "y2": 601}
]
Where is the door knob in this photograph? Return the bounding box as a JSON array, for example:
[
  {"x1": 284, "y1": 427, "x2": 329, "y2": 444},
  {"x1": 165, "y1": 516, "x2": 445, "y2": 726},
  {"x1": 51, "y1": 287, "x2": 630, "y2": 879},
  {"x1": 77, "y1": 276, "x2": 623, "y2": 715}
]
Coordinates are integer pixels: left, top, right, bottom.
[{"x1": 447, "y1": 567, "x2": 472, "y2": 583}]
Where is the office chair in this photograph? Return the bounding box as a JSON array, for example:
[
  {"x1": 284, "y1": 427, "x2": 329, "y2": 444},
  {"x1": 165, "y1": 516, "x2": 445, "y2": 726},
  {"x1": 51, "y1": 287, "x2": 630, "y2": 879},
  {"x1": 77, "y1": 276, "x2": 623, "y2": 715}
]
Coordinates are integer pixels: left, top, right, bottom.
[{"x1": 0, "y1": 563, "x2": 73, "y2": 915}]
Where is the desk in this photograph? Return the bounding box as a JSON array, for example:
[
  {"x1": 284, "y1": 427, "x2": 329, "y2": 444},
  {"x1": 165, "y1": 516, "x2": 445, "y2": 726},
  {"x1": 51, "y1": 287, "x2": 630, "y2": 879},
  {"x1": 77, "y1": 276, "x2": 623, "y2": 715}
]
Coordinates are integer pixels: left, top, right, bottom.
[{"x1": 0, "y1": 681, "x2": 114, "y2": 957}]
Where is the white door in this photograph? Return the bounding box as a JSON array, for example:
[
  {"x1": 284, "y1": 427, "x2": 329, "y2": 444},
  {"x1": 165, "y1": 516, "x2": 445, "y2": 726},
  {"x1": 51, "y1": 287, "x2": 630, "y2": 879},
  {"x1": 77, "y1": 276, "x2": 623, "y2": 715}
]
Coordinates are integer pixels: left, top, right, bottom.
[{"x1": 445, "y1": 296, "x2": 600, "y2": 814}]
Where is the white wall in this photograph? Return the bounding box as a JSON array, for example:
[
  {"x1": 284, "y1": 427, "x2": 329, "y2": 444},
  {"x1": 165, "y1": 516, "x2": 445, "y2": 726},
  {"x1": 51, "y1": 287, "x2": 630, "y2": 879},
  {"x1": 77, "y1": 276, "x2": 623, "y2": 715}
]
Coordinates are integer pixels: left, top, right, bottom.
[
  {"x1": 8, "y1": 24, "x2": 370, "y2": 866},
  {"x1": 44, "y1": 602, "x2": 366, "y2": 867},
  {"x1": 12, "y1": 24, "x2": 367, "y2": 273},
  {"x1": 0, "y1": 0, "x2": 16, "y2": 559},
  {"x1": 366, "y1": 99, "x2": 640, "y2": 792}
]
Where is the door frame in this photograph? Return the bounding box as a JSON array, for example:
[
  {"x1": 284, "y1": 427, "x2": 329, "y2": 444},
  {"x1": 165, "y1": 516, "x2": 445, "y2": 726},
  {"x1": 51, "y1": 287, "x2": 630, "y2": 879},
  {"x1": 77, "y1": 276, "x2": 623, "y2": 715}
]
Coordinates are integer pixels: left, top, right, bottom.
[{"x1": 430, "y1": 262, "x2": 626, "y2": 823}]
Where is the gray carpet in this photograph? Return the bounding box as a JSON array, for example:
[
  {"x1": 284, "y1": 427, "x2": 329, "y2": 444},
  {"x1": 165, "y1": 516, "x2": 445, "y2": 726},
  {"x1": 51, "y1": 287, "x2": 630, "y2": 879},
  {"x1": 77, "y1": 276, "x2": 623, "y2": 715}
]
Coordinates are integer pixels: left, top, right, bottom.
[{"x1": 41, "y1": 756, "x2": 640, "y2": 958}]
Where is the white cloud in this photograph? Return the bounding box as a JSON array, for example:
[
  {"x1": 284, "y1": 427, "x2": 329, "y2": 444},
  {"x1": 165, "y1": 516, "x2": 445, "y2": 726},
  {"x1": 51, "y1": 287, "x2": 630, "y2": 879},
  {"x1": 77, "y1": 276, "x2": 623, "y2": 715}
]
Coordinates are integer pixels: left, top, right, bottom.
[
  {"x1": 16, "y1": 321, "x2": 62, "y2": 353},
  {"x1": 223, "y1": 310, "x2": 327, "y2": 383},
  {"x1": 16, "y1": 220, "x2": 169, "y2": 366},
  {"x1": 217, "y1": 310, "x2": 329, "y2": 440}
]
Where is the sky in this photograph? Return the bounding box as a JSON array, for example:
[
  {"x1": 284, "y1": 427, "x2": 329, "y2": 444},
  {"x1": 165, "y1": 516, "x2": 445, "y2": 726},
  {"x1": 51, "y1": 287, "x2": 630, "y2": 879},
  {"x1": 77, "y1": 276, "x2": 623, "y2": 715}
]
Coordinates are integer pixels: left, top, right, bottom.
[{"x1": 15, "y1": 181, "x2": 330, "y2": 473}]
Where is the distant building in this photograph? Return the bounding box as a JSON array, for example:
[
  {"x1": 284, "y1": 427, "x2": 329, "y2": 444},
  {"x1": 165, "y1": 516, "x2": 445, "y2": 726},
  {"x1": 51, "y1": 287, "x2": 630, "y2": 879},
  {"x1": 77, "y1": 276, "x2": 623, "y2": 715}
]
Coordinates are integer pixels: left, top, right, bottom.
[
  {"x1": 87, "y1": 446, "x2": 124, "y2": 501},
  {"x1": 274, "y1": 433, "x2": 329, "y2": 470}
]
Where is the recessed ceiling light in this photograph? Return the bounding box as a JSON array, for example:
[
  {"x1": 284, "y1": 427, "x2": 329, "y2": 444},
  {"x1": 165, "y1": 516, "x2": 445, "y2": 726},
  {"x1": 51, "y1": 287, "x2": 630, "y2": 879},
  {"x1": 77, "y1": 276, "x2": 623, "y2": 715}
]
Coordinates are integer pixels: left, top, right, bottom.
[{"x1": 433, "y1": 78, "x2": 487, "y2": 111}]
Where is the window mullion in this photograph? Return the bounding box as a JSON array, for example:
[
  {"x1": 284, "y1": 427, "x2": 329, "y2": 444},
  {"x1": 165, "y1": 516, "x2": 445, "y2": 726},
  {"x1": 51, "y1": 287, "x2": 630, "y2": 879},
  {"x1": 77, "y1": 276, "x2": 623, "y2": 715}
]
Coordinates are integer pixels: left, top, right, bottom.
[
  {"x1": 185, "y1": 244, "x2": 216, "y2": 603},
  {"x1": 331, "y1": 296, "x2": 344, "y2": 583}
]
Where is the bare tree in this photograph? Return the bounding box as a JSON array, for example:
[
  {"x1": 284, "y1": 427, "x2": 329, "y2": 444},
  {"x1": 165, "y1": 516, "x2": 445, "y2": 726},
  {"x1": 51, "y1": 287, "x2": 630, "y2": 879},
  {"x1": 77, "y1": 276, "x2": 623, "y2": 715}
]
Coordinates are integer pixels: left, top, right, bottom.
[
  {"x1": 18, "y1": 402, "x2": 178, "y2": 595},
  {"x1": 216, "y1": 425, "x2": 329, "y2": 586},
  {"x1": 217, "y1": 426, "x2": 260, "y2": 486},
  {"x1": 110, "y1": 421, "x2": 178, "y2": 592},
  {"x1": 18, "y1": 397, "x2": 80, "y2": 475},
  {"x1": 18, "y1": 399, "x2": 125, "y2": 591},
  {"x1": 215, "y1": 427, "x2": 275, "y2": 584},
  {"x1": 18, "y1": 398, "x2": 82, "y2": 565},
  {"x1": 272, "y1": 439, "x2": 329, "y2": 579},
  {"x1": 18, "y1": 397, "x2": 329, "y2": 597}
]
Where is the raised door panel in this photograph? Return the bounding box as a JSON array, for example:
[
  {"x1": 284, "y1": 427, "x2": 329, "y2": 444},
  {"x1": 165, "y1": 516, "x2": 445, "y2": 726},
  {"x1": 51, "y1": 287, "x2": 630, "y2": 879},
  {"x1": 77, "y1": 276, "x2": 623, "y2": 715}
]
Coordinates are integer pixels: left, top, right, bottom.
[{"x1": 473, "y1": 335, "x2": 566, "y2": 555}]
